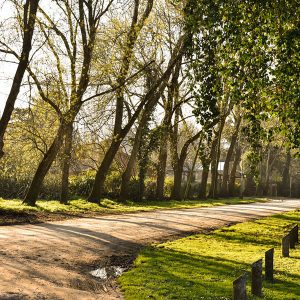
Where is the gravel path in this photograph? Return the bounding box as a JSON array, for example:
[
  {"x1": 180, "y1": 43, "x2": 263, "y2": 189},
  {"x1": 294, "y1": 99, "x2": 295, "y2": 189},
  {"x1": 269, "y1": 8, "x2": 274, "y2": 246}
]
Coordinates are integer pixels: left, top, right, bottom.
[{"x1": 1, "y1": 199, "x2": 300, "y2": 299}]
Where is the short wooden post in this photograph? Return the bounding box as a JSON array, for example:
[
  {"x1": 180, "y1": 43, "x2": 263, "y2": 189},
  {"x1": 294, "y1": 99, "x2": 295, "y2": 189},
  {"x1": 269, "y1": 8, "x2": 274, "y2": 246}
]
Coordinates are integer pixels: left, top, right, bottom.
[
  {"x1": 233, "y1": 274, "x2": 247, "y2": 300},
  {"x1": 265, "y1": 248, "x2": 274, "y2": 281},
  {"x1": 282, "y1": 234, "x2": 290, "y2": 257},
  {"x1": 251, "y1": 259, "x2": 262, "y2": 297}
]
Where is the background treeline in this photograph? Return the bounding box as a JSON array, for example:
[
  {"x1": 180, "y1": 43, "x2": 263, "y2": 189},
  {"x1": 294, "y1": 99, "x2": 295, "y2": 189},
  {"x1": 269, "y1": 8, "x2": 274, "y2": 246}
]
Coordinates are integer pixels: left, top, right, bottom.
[{"x1": 0, "y1": 0, "x2": 299, "y2": 205}]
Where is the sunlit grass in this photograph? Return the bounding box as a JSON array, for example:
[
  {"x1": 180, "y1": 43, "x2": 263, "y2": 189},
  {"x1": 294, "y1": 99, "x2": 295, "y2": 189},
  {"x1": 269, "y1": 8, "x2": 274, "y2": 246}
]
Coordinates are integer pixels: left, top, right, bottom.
[
  {"x1": 0, "y1": 197, "x2": 268, "y2": 215},
  {"x1": 119, "y1": 210, "x2": 300, "y2": 299}
]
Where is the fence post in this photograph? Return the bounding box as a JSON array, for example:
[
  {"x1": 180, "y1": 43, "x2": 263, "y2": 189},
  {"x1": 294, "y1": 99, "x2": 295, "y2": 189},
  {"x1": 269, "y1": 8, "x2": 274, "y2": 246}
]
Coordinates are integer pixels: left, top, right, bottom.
[
  {"x1": 282, "y1": 234, "x2": 290, "y2": 257},
  {"x1": 265, "y1": 248, "x2": 274, "y2": 282},
  {"x1": 251, "y1": 259, "x2": 262, "y2": 297},
  {"x1": 233, "y1": 274, "x2": 247, "y2": 300}
]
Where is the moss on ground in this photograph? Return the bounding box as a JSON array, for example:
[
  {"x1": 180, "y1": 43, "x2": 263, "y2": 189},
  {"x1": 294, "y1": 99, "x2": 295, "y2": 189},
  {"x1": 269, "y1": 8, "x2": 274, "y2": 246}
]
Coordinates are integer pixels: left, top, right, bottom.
[{"x1": 119, "y1": 210, "x2": 300, "y2": 299}]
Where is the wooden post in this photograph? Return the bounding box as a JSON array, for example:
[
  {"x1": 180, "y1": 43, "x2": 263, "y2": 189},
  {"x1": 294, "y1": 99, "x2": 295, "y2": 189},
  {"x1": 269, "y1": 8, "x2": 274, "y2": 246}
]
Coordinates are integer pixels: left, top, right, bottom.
[
  {"x1": 251, "y1": 259, "x2": 262, "y2": 297},
  {"x1": 233, "y1": 274, "x2": 247, "y2": 300},
  {"x1": 265, "y1": 248, "x2": 274, "y2": 281},
  {"x1": 282, "y1": 234, "x2": 290, "y2": 257}
]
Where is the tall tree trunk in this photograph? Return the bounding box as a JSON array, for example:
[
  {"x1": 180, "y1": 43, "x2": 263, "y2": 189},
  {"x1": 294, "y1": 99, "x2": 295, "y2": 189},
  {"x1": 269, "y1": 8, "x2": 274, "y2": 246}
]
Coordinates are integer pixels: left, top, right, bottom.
[
  {"x1": 119, "y1": 71, "x2": 157, "y2": 201},
  {"x1": 220, "y1": 115, "x2": 241, "y2": 196},
  {"x1": 0, "y1": 0, "x2": 39, "y2": 159},
  {"x1": 23, "y1": 122, "x2": 66, "y2": 205},
  {"x1": 208, "y1": 137, "x2": 219, "y2": 198},
  {"x1": 280, "y1": 148, "x2": 291, "y2": 197},
  {"x1": 170, "y1": 105, "x2": 180, "y2": 199},
  {"x1": 171, "y1": 157, "x2": 185, "y2": 200},
  {"x1": 119, "y1": 110, "x2": 151, "y2": 201},
  {"x1": 60, "y1": 123, "x2": 73, "y2": 204},
  {"x1": 228, "y1": 145, "x2": 241, "y2": 195},
  {"x1": 111, "y1": 0, "x2": 154, "y2": 199},
  {"x1": 155, "y1": 60, "x2": 181, "y2": 200},
  {"x1": 208, "y1": 117, "x2": 226, "y2": 198},
  {"x1": 199, "y1": 165, "x2": 209, "y2": 199},
  {"x1": 183, "y1": 142, "x2": 201, "y2": 199},
  {"x1": 88, "y1": 139, "x2": 122, "y2": 203},
  {"x1": 155, "y1": 135, "x2": 168, "y2": 199},
  {"x1": 263, "y1": 146, "x2": 271, "y2": 196},
  {"x1": 138, "y1": 169, "x2": 146, "y2": 201},
  {"x1": 171, "y1": 132, "x2": 202, "y2": 200},
  {"x1": 119, "y1": 141, "x2": 139, "y2": 201}
]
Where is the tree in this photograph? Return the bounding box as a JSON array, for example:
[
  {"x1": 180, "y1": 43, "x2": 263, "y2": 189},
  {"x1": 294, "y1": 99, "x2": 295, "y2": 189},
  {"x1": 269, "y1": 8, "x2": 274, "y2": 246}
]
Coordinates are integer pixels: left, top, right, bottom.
[
  {"x1": 22, "y1": 0, "x2": 114, "y2": 205},
  {"x1": 220, "y1": 108, "x2": 242, "y2": 196},
  {"x1": 0, "y1": 0, "x2": 39, "y2": 159},
  {"x1": 88, "y1": 31, "x2": 186, "y2": 202}
]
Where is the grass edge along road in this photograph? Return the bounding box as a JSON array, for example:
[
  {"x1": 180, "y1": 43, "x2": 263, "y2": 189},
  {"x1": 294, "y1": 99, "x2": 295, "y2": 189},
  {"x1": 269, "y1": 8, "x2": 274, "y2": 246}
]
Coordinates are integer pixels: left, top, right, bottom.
[
  {"x1": 119, "y1": 209, "x2": 300, "y2": 300},
  {"x1": 0, "y1": 197, "x2": 267, "y2": 225}
]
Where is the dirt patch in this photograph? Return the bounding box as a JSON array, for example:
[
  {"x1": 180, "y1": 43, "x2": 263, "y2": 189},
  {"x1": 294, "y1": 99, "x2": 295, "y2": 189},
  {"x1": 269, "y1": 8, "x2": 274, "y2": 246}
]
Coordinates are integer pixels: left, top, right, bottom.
[
  {"x1": 0, "y1": 210, "x2": 82, "y2": 226},
  {"x1": 0, "y1": 293, "x2": 29, "y2": 300}
]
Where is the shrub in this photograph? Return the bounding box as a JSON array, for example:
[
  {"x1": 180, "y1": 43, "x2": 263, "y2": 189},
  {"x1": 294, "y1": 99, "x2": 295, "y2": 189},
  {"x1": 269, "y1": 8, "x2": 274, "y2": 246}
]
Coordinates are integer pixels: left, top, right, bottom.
[
  {"x1": 0, "y1": 177, "x2": 28, "y2": 199},
  {"x1": 69, "y1": 170, "x2": 96, "y2": 197},
  {"x1": 104, "y1": 170, "x2": 122, "y2": 198},
  {"x1": 164, "y1": 177, "x2": 174, "y2": 198}
]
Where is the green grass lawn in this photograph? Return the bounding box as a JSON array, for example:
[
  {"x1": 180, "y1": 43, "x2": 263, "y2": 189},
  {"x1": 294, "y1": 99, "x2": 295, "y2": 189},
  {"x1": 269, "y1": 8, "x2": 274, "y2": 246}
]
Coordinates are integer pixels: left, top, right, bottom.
[
  {"x1": 119, "y1": 210, "x2": 300, "y2": 300},
  {"x1": 0, "y1": 197, "x2": 267, "y2": 214}
]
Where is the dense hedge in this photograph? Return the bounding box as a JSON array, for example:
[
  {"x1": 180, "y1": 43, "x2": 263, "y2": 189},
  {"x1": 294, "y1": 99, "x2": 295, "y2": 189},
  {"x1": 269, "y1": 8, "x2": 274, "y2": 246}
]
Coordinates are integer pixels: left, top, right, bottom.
[
  {"x1": 0, "y1": 171, "x2": 175, "y2": 200},
  {"x1": 0, "y1": 170, "x2": 248, "y2": 201}
]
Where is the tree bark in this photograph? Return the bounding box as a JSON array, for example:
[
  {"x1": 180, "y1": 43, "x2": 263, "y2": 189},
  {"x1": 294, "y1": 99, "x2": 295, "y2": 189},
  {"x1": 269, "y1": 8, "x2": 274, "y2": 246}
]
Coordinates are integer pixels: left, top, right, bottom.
[
  {"x1": 119, "y1": 71, "x2": 157, "y2": 201},
  {"x1": 155, "y1": 59, "x2": 182, "y2": 200},
  {"x1": 155, "y1": 134, "x2": 168, "y2": 199},
  {"x1": 183, "y1": 141, "x2": 201, "y2": 199},
  {"x1": 172, "y1": 156, "x2": 185, "y2": 200},
  {"x1": 220, "y1": 115, "x2": 241, "y2": 196},
  {"x1": 119, "y1": 139, "x2": 139, "y2": 200},
  {"x1": 199, "y1": 165, "x2": 209, "y2": 199},
  {"x1": 228, "y1": 145, "x2": 241, "y2": 195},
  {"x1": 0, "y1": 0, "x2": 39, "y2": 159},
  {"x1": 138, "y1": 169, "x2": 146, "y2": 201},
  {"x1": 60, "y1": 123, "x2": 73, "y2": 204},
  {"x1": 23, "y1": 122, "x2": 66, "y2": 205},
  {"x1": 172, "y1": 132, "x2": 202, "y2": 200},
  {"x1": 263, "y1": 146, "x2": 271, "y2": 196},
  {"x1": 88, "y1": 139, "x2": 122, "y2": 203},
  {"x1": 208, "y1": 117, "x2": 226, "y2": 198},
  {"x1": 280, "y1": 148, "x2": 291, "y2": 197}
]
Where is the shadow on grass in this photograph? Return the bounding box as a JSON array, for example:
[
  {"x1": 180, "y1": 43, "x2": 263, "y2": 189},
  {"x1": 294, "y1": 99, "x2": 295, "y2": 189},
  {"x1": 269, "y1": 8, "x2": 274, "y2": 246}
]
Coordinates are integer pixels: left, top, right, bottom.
[
  {"x1": 272, "y1": 214, "x2": 300, "y2": 223},
  {"x1": 121, "y1": 245, "x2": 300, "y2": 299},
  {"x1": 212, "y1": 231, "x2": 279, "y2": 247},
  {"x1": 120, "y1": 247, "x2": 246, "y2": 299}
]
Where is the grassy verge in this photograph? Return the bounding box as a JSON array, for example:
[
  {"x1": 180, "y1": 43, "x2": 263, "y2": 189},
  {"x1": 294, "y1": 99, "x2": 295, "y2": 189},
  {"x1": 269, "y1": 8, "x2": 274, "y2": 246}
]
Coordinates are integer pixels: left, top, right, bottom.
[
  {"x1": 0, "y1": 197, "x2": 267, "y2": 225},
  {"x1": 119, "y1": 210, "x2": 300, "y2": 300}
]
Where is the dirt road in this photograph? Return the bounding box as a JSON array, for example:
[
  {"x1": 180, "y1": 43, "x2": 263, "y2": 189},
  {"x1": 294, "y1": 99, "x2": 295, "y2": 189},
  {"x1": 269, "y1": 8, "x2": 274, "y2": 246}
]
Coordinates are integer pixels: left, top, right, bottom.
[{"x1": 1, "y1": 199, "x2": 300, "y2": 300}]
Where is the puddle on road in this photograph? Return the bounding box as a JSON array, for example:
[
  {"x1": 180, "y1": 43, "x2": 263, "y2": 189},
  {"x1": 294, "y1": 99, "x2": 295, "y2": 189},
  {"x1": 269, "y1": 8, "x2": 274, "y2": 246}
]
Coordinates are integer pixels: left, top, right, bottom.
[
  {"x1": 89, "y1": 254, "x2": 135, "y2": 280},
  {"x1": 90, "y1": 266, "x2": 127, "y2": 280}
]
